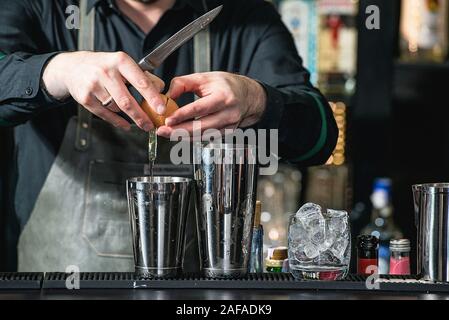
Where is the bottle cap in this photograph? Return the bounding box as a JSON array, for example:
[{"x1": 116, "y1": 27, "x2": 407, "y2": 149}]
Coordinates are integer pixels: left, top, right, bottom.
[
  {"x1": 357, "y1": 235, "x2": 379, "y2": 250},
  {"x1": 373, "y1": 178, "x2": 392, "y2": 193},
  {"x1": 271, "y1": 246, "x2": 288, "y2": 261},
  {"x1": 254, "y1": 201, "x2": 262, "y2": 227},
  {"x1": 390, "y1": 239, "x2": 411, "y2": 252}
]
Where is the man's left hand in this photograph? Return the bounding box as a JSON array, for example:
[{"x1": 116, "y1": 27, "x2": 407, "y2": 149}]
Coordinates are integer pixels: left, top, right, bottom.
[{"x1": 157, "y1": 72, "x2": 267, "y2": 137}]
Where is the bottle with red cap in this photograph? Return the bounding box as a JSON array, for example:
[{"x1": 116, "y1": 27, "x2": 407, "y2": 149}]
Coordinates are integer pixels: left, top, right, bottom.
[{"x1": 357, "y1": 235, "x2": 379, "y2": 276}]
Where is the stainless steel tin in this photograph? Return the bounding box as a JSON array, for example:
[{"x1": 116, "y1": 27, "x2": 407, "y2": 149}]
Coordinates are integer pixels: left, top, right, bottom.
[
  {"x1": 413, "y1": 183, "x2": 449, "y2": 281},
  {"x1": 194, "y1": 143, "x2": 258, "y2": 278},
  {"x1": 127, "y1": 176, "x2": 193, "y2": 278}
]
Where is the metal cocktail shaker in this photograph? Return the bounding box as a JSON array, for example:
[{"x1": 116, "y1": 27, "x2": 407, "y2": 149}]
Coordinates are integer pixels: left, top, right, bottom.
[
  {"x1": 194, "y1": 143, "x2": 258, "y2": 278},
  {"x1": 127, "y1": 176, "x2": 193, "y2": 278},
  {"x1": 413, "y1": 183, "x2": 449, "y2": 282}
]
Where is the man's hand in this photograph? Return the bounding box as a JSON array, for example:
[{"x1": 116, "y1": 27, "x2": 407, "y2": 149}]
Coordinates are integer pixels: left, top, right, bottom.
[
  {"x1": 157, "y1": 72, "x2": 267, "y2": 137},
  {"x1": 42, "y1": 51, "x2": 166, "y2": 131}
]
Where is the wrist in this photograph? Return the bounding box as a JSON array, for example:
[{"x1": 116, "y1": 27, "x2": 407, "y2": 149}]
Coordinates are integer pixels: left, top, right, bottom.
[
  {"x1": 246, "y1": 77, "x2": 267, "y2": 119},
  {"x1": 42, "y1": 53, "x2": 71, "y2": 101}
]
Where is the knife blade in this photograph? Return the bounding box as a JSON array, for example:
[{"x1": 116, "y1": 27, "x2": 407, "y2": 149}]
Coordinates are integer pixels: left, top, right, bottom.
[
  {"x1": 139, "y1": 5, "x2": 223, "y2": 71},
  {"x1": 102, "y1": 5, "x2": 223, "y2": 107}
]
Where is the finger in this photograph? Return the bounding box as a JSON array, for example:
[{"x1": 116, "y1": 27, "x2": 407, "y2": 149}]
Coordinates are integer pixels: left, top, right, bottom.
[
  {"x1": 100, "y1": 70, "x2": 154, "y2": 131},
  {"x1": 145, "y1": 71, "x2": 165, "y2": 93},
  {"x1": 117, "y1": 58, "x2": 166, "y2": 115},
  {"x1": 165, "y1": 95, "x2": 224, "y2": 126},
  {"x1": 166, "y1": 74, "x2": 204, "y2": 100},
  {"x1": 83, "y1": 96, "x2": 131, "y2": 131},
  {"x1": 93, "y1": 85, "x2": 121, "y2": 113},
  {"x1": 158, "y1": 108, "x2": 239, "y2": 138}
]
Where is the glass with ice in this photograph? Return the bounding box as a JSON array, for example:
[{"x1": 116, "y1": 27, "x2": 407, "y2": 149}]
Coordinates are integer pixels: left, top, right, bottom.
[{"x1": 288, "y1": 203, "x2": 351, "y2": 280}]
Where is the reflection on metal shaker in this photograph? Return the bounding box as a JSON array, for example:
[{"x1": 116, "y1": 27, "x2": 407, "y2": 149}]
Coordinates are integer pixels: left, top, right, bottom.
[
  {"x1": 413, "y1": 183, "x2": 449, "y2": 282},
  {"x1": 194, "y1": 143, "x2": 258, "y2": 278},
  {"x1": 127, "y1": 177, "x2": 193, "y2": 278}
]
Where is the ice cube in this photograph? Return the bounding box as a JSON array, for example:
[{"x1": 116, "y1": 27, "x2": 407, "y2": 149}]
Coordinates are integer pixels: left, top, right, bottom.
[
  {"x1": 296, "y1": 203, "x2": 324, "y2": 232},
  {"x1": 318, "y1": 227, "x2": 337, "y2": 252},
  {"x1": 289, "y1": 220, "x2": 307, "y2": 240},
  {"x1": 304, "y1": 243, "x2": 320, "y2": 259},
  {"x1": 296, "y1": 203, "x2": 322, "y2": 219},
  {"x1": 314, "y1": 250, "x2": 339, "y2": 265},
  {"x1": 310, "y1": 219, "x2": 326, "y2": 246},
  {"x1": 326, "y1": 209, "x2": 348, "y2": 235},
  {"x1": 330, "y1": 237, "x2": 349, "y2": 262}
]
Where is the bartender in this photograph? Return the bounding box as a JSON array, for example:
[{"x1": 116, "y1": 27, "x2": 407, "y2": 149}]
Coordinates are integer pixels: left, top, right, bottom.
[{"x1": 0, "y1": 0, "x2": 338, "y2": 272}]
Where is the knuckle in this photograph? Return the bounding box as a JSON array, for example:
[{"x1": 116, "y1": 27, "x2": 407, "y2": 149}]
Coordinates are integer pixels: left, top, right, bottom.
[
  {"x1": 192, "y1": 104, "x2": 202, "y2": 115},
  {"x1": 135, "y1": 119, "x2": 146, "y2": 128},
  {"x1": 117, "y1": 97, "x2": 132, "y2": 111},
  {"x1": 113, "y1": 51, "x2": 128, "y2": 64},
  {"x1": 78, "y1": 93, "x2": 92, "y2": 105},
  {"x1": 95, "y1": 66, "x2": 109, "y2": 78},
  {"x1": 224, "y1": 94, "x2": 237, "y2": 107},
  {"x1": 170, "y1": 77, "x2": 181, "y2": 87},
  {"x1": 84, "y1": 80, "x2": 97, "y2": 93},
  {"x1": 137, "y1": 77, "x2": 151, "y2": 89}
]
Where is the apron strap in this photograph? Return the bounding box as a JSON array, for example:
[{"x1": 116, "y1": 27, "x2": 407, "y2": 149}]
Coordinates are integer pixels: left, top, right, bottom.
[
  {"x1": 75, "y1": 0, "x2": 95, "y2": 151},
  {"x1": 194, "y1": 27, "x2": 211, "y2": 77},
  {"x1": 75, "y1": 0, "x2": 212, "y2": 151}
]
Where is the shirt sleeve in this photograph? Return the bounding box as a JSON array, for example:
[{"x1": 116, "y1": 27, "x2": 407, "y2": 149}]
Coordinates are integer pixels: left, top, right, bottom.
[
  {"x1": 0, "y1": 0, "x2": 65, "y2": 126},
  {"x1": 245, "y1": 1, "x2": 338, "y2": 167}
]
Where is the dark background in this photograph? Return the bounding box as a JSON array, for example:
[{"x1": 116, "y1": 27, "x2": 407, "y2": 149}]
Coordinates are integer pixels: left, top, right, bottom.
[
  {"x1": 1, "y1": 0, "x2": 448, "y2": 271},
  {"x1": 352, "y1": 0, "x2": 449, "y2": 271}
]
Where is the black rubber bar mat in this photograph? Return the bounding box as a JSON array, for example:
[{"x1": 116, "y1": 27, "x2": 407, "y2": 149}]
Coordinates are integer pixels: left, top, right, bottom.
[
  {"x1": 0, "y1": 273, "x2": 43, "y2": 290},
  {"x1": 42, "y1": 272, "x2": 449, "y2": 293}
]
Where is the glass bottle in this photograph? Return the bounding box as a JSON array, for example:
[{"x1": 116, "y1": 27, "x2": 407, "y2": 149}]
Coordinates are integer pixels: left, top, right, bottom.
[
  {"x1": 357, "y1": 235, "x2": 379, "y2": 275},
  {"x1": 279, "y1": 0, "x2": 319, "y2": 85},
  {"x1": 266, "y1": 247, "x2": 288, "y2": 273},
  {"x1": 400, "y1": 0, "x2": 449, "y2": 62},
  {"x1": 249, "y1": 201, "x2": 264, "y2": 273},
  {"x1": 389, "y1": 239, "x2": 411, "y2": 275},
  {"x1": 361, "y1": 178, "x2": 403, "y2": 275},
  {"x1": 317, "y1": 0, "x2": 358, "y2": 97}
]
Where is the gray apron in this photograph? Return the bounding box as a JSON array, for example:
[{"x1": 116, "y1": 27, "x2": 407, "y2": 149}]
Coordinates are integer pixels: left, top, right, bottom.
[{"x1": 17, "y1": 0, "x2": 211, "y2": 272}]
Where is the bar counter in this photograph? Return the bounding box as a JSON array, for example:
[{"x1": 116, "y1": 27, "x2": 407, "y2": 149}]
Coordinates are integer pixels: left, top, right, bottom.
[
  {"x1": 1, "y1": 288, "x2": 449, "y2": 300},
  {"x1": 1, "y1": 273, "x2": 449, "y2": 300}
]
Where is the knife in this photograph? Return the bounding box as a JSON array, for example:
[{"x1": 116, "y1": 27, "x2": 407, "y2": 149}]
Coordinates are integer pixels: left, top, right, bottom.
[{"x1": 102, "y1": 5, "x2": 223, "y2": 106}]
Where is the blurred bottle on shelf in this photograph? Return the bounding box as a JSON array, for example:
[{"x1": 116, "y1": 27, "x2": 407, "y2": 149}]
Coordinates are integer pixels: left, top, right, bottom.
[
  {"x1": 317, "y1": 0, "x2": 358, "y2": 98},
  {"x1": 279, "y1": 0, "x2": 319, "y2": 84},
  {"x1": 400, "y1": 0, "x2": 449, "y2": 62},
  {"x1": 361, "y1": 178, "x2": 403, "y2": 275},
  {"x1": 266, "y1": 247, "x2": 289, "y2": 273},
  {"x1": 257, "y1": 164, "x2": 302, "y2": 251},
  {"x1": 304, "y1": 164, "x2": 351, "y2": 211},
  {"x1": 249, "y1": 201, "x2": 264, "y2": 273}
]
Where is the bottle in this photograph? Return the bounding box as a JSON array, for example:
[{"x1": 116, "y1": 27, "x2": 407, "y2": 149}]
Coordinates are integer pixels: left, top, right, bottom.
[
  {"x1": 279, "y1": 0, "x2": 319, "y2": 85},
  {"x1": 249, "y1": 201, "x2": 264, "y2": 273},
  {"x1": 357, "y1": 235, "x2": 379, "y2": 276},
  {"x1": 400, "y1": 0, "x2": 449, "y2": 62},
  {"x1": 316, "y1": 0, "x2": 358, "y2": 98},
  {"x1": 266, "y1": 247, "x2": 288, "y2": 273},
  {"x1": 361, "y1": 178, "x2": 403, "y2": 275},
  {"x1": 389, "y1": 239, "x2": 411, "y2": 275}
]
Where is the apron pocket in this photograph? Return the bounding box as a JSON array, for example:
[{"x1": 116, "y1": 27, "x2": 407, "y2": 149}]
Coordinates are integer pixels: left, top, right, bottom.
[{"x1": 82, "y1": 160, "x2": 145, "y2": 259}]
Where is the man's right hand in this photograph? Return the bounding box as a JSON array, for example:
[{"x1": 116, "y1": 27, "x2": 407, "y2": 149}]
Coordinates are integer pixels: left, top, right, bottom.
[{"x1": 42, "y1": 51, "x2": 166, "y2": 131}]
